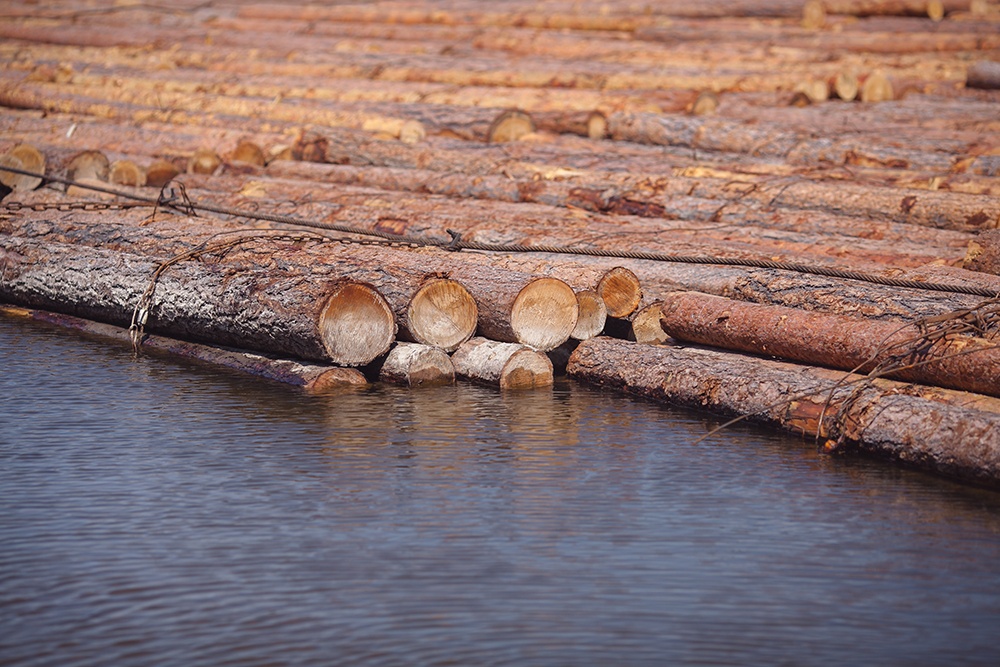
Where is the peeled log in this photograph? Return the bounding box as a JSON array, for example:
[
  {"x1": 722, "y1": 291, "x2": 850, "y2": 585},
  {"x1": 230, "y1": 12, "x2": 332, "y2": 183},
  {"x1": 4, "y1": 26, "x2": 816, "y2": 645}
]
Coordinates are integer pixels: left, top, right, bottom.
[
  {"x1": 379, "y1": 342, "x2": 455, "y2": 386},
  {"x1": 567, "y1": 337, "x2": 1000, "y2": 488},
  {"x1": 0, "y1": 236, "x2": 396, "y2": 366},
  {"x1": 658, "y1": 291, "x2": 1000, "y2": 398},
  {"x1": 452, "y1": 337, "x2": 554, "y2": 389},
  {"x1": 0, "y1": 305, "x2": 368, "y2": 392}
]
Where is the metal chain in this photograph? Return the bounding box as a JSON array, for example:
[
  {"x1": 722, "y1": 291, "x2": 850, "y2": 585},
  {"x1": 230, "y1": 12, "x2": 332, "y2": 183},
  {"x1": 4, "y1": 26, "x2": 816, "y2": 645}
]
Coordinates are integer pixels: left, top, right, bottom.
[{"x1": 3, "y1": 201, "x2": 151, "y2": 213}]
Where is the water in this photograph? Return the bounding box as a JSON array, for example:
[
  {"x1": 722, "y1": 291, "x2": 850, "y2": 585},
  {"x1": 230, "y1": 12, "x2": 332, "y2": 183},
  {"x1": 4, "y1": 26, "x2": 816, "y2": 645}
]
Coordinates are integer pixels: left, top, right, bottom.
[{"x1": 2, "y1": 314, "x2": 1000, "y2": 666}]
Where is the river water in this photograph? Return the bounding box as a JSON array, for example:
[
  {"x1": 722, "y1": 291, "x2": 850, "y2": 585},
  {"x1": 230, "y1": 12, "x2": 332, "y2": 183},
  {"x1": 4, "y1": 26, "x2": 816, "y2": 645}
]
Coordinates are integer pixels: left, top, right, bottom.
[{"x1": 2, "y1": 314, "x2": 1000, "y2": 666}]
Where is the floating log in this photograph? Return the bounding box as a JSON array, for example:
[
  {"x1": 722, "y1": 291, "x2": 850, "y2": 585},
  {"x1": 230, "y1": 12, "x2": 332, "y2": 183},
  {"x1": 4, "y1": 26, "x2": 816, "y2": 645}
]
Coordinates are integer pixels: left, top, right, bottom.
[
  {"x1": 1, "y1": 208, "x2": 481, "y2": 353},
  {"x1": 0, "y1": 235, "x2": 397, "y2": 366},
  {"x1": 108, "y1": 159, "x2": 145, "y2": 187},
  {"x1": 379, "y1": 342, "x2": 455, "y2": 386},
  {"x1": 658, "y1": 290, "x2": 1000, "y2": 398},
  {"x1": 0, "y1": 305, "x2": 368, "y2": 392},
  {"x1": 452, "y1": 337, "x2": 554, "y2": 389},
  {"x1": 567, "y1": 337, "x2": 1000, "y2": 488}
]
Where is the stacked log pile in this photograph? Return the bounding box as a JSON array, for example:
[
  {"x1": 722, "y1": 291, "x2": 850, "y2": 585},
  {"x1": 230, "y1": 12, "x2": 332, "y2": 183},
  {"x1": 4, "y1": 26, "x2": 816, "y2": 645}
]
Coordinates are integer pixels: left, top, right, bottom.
[{"x1": 1, "y1": 0, "x2": 999, "y2": 486}]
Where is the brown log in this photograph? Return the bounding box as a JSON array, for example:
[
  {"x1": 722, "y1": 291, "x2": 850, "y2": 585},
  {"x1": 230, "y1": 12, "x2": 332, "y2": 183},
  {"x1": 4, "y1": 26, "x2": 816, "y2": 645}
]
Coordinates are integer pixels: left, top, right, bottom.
[
  {"x1": 108, "y1": 159, "x2": 145, "y2": 187},
  {"x1": 658, "y1": 290, "x2": 1000, "y2": 397},
  {"x1": 379, "y1": 342, "x2": 455, "y2": 386},
  {"x1": 821, "y1": 0, "x2": 972, "y2": 17},
  {"x1": 188, "y1": 148, "x2": 222, "y2": 175},
  {"x1": 451, "y1": 337, "x2": 554, "y2": 389},
  {"x1": 964, "y1": 230, "x2": 1000, "y2": 275},
  {"x1": 0, "y1": 305, "x2": 369, "y2": 393},
  {"x1": 966, "y1": 61, "x2": 1000, "y2": 90},
  {"x1": 0, "y1": 235, "x2": 396, "y2": 366},
  {"x1": 488, "y1": 109, "x2": 536, "y2": 143},
  {"x1": 570, "y1": 289, "x2": 607, "y2": 341},
  {"x1": 859, "y1": 70, "x2": 896, "y2": 103},
  {"x1": 567, "y1": 336, "x2": 1000, "y2": 488},
  {"x1": 0, "y1": 207, "x2": 481, "y2": 353}
]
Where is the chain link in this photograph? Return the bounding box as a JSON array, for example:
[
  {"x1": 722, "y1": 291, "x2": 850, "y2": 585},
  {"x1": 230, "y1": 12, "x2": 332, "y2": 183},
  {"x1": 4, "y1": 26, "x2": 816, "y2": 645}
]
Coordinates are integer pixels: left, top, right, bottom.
[{"x1": 3, "y1": 201, "x2": 150, "y2": 213}]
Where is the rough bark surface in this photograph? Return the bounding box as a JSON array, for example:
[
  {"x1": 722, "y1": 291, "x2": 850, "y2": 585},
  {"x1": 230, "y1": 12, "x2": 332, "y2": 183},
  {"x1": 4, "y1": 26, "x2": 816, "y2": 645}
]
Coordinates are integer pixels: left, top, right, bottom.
[
  {"x1": 658, "y1": 291, "x2": 1000, "y2": 397},
  {"x1": 0, "y1": 305, "x2": 369, "y2": 391},
  {"x1": 567, "y1": 337, "x2": 1000, "y2": 488}
]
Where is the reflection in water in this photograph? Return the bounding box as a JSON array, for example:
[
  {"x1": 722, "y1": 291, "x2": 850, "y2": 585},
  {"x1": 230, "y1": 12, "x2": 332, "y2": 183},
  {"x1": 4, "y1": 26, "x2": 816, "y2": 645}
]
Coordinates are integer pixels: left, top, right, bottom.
[{"x1": 2, "y1": 315, "x2": 1000, "y2": 666}]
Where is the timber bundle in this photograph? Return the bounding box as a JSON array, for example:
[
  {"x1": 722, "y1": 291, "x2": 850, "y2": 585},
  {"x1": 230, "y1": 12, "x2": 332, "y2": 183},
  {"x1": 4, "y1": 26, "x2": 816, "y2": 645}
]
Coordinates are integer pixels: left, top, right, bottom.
[{"x1": 1, "y1": 0, "x2": 999, "y2": 487}]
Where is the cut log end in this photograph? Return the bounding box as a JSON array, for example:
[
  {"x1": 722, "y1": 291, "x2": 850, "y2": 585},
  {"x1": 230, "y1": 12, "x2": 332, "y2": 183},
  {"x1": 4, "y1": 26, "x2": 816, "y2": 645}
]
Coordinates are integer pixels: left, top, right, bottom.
[
  {"x1": 861, "y1": 71, "x2": 895, "y2": 103},
  {"x1": 802, "y1": 0, "x2": 826, "y2": 29},
  {"x1": 380, "y1": 342, "x2": 455, "y2": 386},
  {"x1": 406, "y1": 277, "x2": 478, "y2": 352},
  {"x1": 488, "y1": 109, "x2": 536, "y2": 143},
  {"x1": 452, "y1": 337, "x2": 553, "y2": 390},
  {"x1": 146, "y1": 159, "x2": 181, "y2": 188},
  {"x1": 0, "y1": 144, "x2": 45, "y2": 191},
  {"x1": 833, "y1": 71, "x2": 860, "y2": 101},
  {"x1": 632, "y1": 302, "x2": 670, "y2": 345},
  {"x1": 571, "y1": 289, "x2": 608, "y2": 341},
  {"x1": 189, "y1": 148, "x2": 222, "y2": 174},
  {"x1": 109, "y1": 160, "x2": 146, "y2": 187},
  {"x1": 67, "y1": 150, "x2": 109, "y2": 182},
  {"x1": 597, "y1": 267, "x2": 642, "y2": 318},
  {"x1": 319, "y1": 282, "x2": 397, "y2": 366},
  {"x1": 690, "y1": 91, "x2": 719, "y2": 116},
  {"x1": 305, "y1": 367, "x2": 369, "y2": 393},
  {"x1": 587, "y1": 111, "x2": 608, "y2": 140},
  {"x1": 510, "y1": 276, "x2": 578, "y2": 351}
]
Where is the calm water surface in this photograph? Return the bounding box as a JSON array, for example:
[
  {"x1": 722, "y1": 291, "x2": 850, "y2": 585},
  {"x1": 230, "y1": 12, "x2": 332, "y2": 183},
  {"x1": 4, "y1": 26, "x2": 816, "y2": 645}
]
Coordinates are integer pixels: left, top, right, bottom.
[{"x1": 2, "y1": 315, "x2": 1000, "y2": 666}]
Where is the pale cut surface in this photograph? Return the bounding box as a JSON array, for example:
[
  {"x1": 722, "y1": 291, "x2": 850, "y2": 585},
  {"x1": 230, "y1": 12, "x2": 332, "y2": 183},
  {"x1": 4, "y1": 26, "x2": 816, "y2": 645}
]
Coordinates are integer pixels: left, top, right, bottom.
[
  {"x1": 407, "y1": 278, "x2": 478, "y2": 352},
  {"x1": 510, "y1": 277, "x2": 578, "y2": 351},
  {"x1": 319, "y1": 282, "x2": 396, "y2": 366}
]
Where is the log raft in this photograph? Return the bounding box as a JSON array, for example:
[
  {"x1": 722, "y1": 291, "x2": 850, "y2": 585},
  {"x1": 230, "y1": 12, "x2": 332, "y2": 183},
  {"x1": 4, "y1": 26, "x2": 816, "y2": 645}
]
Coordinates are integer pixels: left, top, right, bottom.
[{"x1": 2, "y1": 0, "x2": 1000, "y2": 486}]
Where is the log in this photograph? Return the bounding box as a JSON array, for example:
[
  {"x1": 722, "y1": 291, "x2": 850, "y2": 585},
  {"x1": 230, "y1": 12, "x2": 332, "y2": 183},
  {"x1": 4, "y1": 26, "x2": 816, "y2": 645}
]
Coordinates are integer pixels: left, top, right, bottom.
[
  {"x1": 0, "y1": 143, "x2": 45, "y2": 191},
  {"x1": 461, "y1": 275, "x2": 578, "y2": 352},
  {"x1": 657, "y1": 290, "x2": 1000, "y2": 397},
  {"x1": 0, "y1": 305, "x2": 369, "y2": 392},
  {"x1": 605, "y1": 301, "x2": 671, "y2": 345},
  {"x1": 451, "y1": 337, "x2": 554, "y2": 389},
  {"x1": 966, "y1": 61, "x2": 1000, "y2": 90},
  {"x1": 567, "y1": 337, "x2": 1000, "y2": 488},
  {"x1": 0, "y1": 235, "x2": 397, "y2": 366},
  {"x1": 379, "y1": 342, "x2": 455, "y2": 386},
  {"x1": 964, "y1": 230, "x2": 1000, "y2": 275},
  {"x1": 570, "y1": 289, "x2": 607, "y2": 341}
]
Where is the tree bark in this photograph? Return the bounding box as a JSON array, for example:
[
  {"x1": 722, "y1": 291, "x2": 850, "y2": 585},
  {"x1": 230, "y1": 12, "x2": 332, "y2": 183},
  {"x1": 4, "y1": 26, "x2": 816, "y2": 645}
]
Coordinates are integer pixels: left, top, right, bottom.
[
  {"x1": 0, "y1": 305, "x2": 369, "y2": 392},
  {"x1": 451, "y1": 337, "x2": 554, "y2": 389},
  {"x1": 658, "y1": 290, "x2": 1000, "y2": 397},
  {"x1": 1, "y1": 208, "x2": 482, "y2": 353},
  {"x1": 966, "y1": 61, "x2": 1000, "y2": 90},
  {"x1": 567, "y1": 337, "x2": 1000, "y2": 488},
  {"x1": 379, "y1": 342, "x2": 455, "y2": 386},
  {"x1": 0, "y1": 235, "x2": 396, "y2": 366}
]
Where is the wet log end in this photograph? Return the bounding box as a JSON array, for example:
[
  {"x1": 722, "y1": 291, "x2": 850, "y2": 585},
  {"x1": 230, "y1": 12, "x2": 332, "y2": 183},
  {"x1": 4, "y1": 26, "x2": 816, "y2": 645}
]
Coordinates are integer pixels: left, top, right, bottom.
[
  {"x1": 380, "y1": 342, "x2": 455, "y2": 387},
  {"x1": 318, "y1": 282, "x2": 397, "y2": 366},
  {"x1": 452, "y1": 337, "x2": 553, "y2": 389}
]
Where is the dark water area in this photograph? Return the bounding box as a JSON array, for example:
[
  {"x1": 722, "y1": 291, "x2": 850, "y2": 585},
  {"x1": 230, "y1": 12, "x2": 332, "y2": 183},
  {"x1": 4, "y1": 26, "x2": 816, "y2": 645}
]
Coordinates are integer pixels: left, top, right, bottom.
[{"x1": 2, "y1": 315, "x2": 1000, "y2": 666}]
